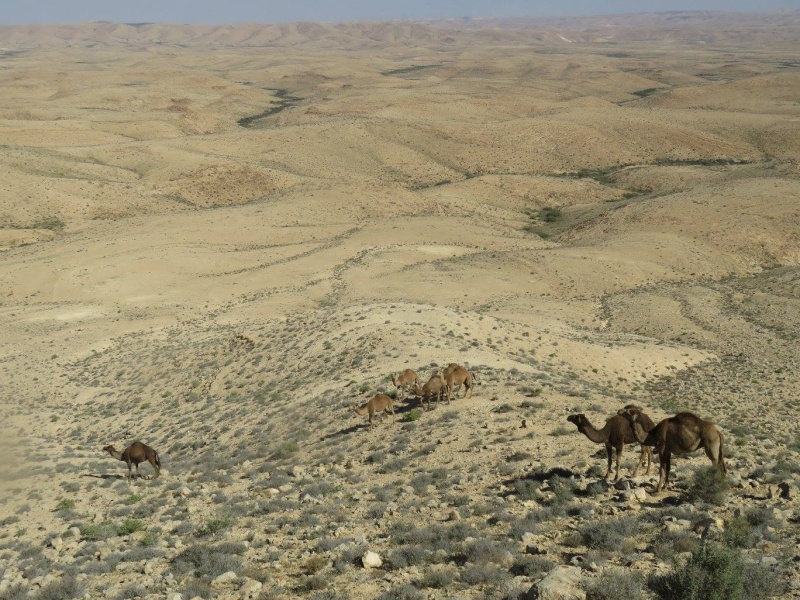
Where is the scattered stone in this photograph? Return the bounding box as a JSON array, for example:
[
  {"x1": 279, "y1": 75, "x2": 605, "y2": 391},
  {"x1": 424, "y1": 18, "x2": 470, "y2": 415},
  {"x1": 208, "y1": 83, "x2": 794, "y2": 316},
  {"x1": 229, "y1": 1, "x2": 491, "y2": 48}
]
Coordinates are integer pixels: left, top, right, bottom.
[
  {"x1": 291, "y1": 465, "x2": 306, "y2": 478},
  {"x1": 362, "y1": 551, "x2": 383, "y2": 568},
  {"x1": 212, "y1": 571, "x2": 238, "y2": 586},
  {"x1": 240, "y1": 578, "x2": 263, "y2": 599},
  {"x1": 179, "y1": 487, "x2": 191, "y2": 497},
  {"x1": 534, "y1": 565, "x2": 586, "y2": 600},
  {"x1": 47, "y1": 537, "x2": 63, "y2": 551},
  {"x1": 68, "y1": 527, "x2": 81, "y2": 539},
  {"x1": 448, "y1": 509, "x2": 461, "y2": 521},
  {"x1": 166, "y1": 594, "x2": 183, "y2": 600},
  {"x1": 265, "y1": 488, "x2": 280, "y2": 497}
]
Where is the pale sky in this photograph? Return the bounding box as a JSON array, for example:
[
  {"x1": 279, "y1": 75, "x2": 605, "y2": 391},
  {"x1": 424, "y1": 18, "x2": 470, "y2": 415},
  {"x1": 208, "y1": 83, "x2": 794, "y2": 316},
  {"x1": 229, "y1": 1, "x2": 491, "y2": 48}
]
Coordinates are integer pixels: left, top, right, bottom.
[{"x1": 0, "y1": 0, "x2": 797, "y2": 25}]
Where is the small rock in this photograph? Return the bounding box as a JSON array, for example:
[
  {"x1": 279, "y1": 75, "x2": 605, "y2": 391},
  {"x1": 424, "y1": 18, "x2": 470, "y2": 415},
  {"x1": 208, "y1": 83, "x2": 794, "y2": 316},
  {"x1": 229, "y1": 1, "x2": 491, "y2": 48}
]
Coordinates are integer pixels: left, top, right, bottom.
[
  {"x1": 278, "y1": 484, "x2": 293, "y2": 493},
  {"x1": 166, "y1": 594, "x2": 183, "y2": 600},
  {"x1": 240, "y1": 578, "x2": 263, "y2": 599},
  {"x1": 534, "y1": 565, "x2": 586, "y2": 600},
  {"x1": 179, "y1": 487, "x2": 191, "y2": 497},
  {"x1": 212, "y1": 571, "x2": 237, "y2": 586},
  {"x1": 448, "y1": 510, "x2": 461, "y2": 522},
  {"x1": 68, "y1": 527, "x2": 81, "y2": 539},
  {"x1": 291, "y1": 466, "x2": 306, "y2": 479},
  {"x1": 48, "y1": 537, "x2": 63, "y2": 551},
  {"x1": 362, "y1": 551, "x2": 383, "y2": 568},
  {"x1": 265, "y1": 488, "x2": 280, "y2": 497}
]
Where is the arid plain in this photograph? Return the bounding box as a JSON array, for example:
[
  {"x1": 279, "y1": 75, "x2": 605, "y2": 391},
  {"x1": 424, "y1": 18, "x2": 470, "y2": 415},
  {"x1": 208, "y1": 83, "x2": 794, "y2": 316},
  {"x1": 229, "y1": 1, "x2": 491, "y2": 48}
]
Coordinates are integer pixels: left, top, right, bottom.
[{"x1": 0, "y1": 12, "x2": 799, "y2": 600}]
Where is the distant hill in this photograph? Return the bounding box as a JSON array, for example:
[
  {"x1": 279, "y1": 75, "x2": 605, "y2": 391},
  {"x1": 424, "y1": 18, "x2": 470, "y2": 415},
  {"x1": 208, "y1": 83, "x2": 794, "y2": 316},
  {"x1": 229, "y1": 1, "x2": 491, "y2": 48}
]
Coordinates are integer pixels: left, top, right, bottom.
[{"x1": 2, "y1": 11, "x2": 800, "y2": 50}]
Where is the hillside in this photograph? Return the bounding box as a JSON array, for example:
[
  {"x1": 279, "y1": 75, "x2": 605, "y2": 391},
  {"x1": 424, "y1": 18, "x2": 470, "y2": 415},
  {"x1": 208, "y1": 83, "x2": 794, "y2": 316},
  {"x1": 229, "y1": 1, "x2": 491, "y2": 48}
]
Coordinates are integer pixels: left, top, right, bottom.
[{"x1": 0, "y1": 13, "x2": 799, "y2": 600}]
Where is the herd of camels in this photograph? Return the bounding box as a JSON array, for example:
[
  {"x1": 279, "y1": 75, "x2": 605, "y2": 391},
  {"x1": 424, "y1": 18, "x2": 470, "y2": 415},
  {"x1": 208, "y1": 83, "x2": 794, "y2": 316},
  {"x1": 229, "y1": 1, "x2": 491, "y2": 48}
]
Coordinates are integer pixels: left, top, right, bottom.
[
  {"x1": 102, "y1": 363, "x2": 727, "y2": 497},
  {"x1": 352, "y1": 364, "x2": 727, "y2": 495}
]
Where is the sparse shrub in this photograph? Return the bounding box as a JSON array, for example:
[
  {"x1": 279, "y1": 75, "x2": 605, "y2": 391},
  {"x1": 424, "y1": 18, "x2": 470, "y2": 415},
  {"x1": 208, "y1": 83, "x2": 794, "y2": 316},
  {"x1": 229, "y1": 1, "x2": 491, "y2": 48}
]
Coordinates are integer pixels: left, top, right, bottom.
[
  {"x1": 550, "y1": 425, "x2": 572, "y2": 436},
  {"x1": 118, "y1": 518, "x2": 145, "y2": 535},
  {"x1": 539, "y1": 206, "x2": 562, "y2": 223},
  {"x1": 272, "y1": 442, "x2": 299, "y2": 459},
  {"x1": 303, "y1": 555, "x2": 328, "y2": 574},
  {"x1": 388, "y1": 545, "x2": 434, "y2": 568},
  {"x1": 510, "y1": 554, "x2": 555, "y2": 577},
  {"x1": 181, "y1": 580, "x2": 213, "y2": 599},
  {"x1": 723, "y1": 517, "x2": 756, "y2": 549},
  {"x1": 649, "y1": 541, "x2": 743, "y2": 600},
  {"x1": 510, "y1": 479, "x2": 541, "y2": 500},
  {"x1": 198, "y1": 517, "x2": 232, "y2": 536},
  {"x1": 114, "y1": 584, "x2": 148, "y2": 599},
  {"x1": 458, "y1": 538, "x2": 508, "y2": 565},
  {"x1": 0, "y1": 583, "x2": 28, "y2": 600},
  {"x1": 298, "y1": 574, "x2": 327, "y2": 592},
  {"x1": 459, "y1": 563, "x2": 506, "y2": 586},
  {"x1": 36, "y1": 576, "x2": 84, "y2": 600},
  {"x1": 687, "y1": 466, "x2": 729, "y2": 505},
  {"x1": 548, "y1": 475, "x2": 578, "y2": 506},
  {"x1": 55, "y1": 499, "x2": 75, "y2": 511},
  {"x1": 580, "y1": 516, "x2": 638, "y2": 551},
  {"x1": 375, "y1": 584, "x2": 425, "y2": 600},
  {"x1": 401, "y1": 409, "x2": 422, "y2": 422},
  {"x1": 651, "y1": 528, "x2": 699, "y2": 559},
  {"x1": 419, "y1": 566, "x2": 457, "y2": 588},
  {"x1": 586, "y1": 569, "x2": 645, "y2": 600},
  {"x1": 79, "y1": 521, "x2": 118, "y2": 541},
  {"x1": 172, "y1": 543, "x2": 245, "y2": 578}
]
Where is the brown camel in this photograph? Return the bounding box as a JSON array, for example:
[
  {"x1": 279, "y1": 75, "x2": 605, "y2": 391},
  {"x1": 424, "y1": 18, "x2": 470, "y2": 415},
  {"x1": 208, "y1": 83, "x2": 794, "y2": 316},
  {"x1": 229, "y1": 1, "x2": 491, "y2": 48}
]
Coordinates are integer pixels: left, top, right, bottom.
[
  {"x1": 103, "y1": 441, "x2": 161, "y2": 480},
  {"x1": 620, "y1": 409, "x2": 727, "y2": 493},
  {"x1": 566, "y1": 413, "x2": 653, "y2": 481},
  {"x1": 353, "y1": 394, "x2": 395, "y2": 430}
]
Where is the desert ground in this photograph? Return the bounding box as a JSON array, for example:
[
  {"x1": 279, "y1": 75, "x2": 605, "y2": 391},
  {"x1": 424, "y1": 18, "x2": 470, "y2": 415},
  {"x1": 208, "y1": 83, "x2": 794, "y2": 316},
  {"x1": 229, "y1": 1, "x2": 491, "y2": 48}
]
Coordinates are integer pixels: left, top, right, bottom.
[{"x1": 0, "y1": 11, "x2": 799, "y2": 600}]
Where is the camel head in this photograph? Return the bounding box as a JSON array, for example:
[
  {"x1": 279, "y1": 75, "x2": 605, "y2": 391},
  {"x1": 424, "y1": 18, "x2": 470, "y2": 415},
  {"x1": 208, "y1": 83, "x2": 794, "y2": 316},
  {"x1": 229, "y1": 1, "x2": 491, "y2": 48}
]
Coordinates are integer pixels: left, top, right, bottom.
[
  {"x1": 617, "y1": 407, "x2": 641, "y2": 423},
  {"x1": 566, "y1": 414, "x2": 587, "y2": 431},
  {"x1": 102, "y1": 445, "x2": 116, "y2": 454}
]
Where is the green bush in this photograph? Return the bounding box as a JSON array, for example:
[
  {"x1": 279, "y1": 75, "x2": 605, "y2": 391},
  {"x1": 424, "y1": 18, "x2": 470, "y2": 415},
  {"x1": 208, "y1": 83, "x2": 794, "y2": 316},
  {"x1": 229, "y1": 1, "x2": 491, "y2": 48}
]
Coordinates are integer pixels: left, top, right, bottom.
[
  {"x1": 401, "y1": 409, "x2": 422, "y2": 422},
  {"x1": 580, "y1": 516, "x2": 638, "y2": 551},
  {"x1": 198, "y1": 517, "x2": 232, "y2": 536},
  {"x1": 79, "y1": 521, "x2": 118, "y2": 541},
  {"x1": 118, "y1": 519, "x2": 145, "y2": 535},
  {"x1": 687, "y1": 466, "x2": 729, "y2": 505},
  {"x1": 587, "y1": 569, "x2": 645, "y2": 600},
  {"x1": 55, "y1": 499, "x2": 76, "y2": 511},
  {"x1": 649, "y1": 541, "x2": 743, "y2": 600}
]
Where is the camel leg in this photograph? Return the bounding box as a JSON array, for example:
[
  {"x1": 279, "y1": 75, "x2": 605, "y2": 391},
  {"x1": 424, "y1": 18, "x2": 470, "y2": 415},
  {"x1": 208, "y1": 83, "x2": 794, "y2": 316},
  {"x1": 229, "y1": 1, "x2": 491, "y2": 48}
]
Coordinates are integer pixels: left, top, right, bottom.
[
  {"x1": 614, "y1": 443, "x2": 623, "y2": 482},
  {"x1": 604, "y1": 442, "x2": 613, "y2": 480},
  {"x1": 631, "y1": 445, "x2": 644, "y2": 477},
  {"x1": 645, "y1": 447, "x2": 652, "y2": 475},
  {"x1": 705, "y1": 433, "x2": 727, "y2": 476},
  {"x1": 389, "y1": 405, "x2": 395, "y2": 425},
  {"x1": 657, "y1": 452, "x2": 671, "y2": 493}
]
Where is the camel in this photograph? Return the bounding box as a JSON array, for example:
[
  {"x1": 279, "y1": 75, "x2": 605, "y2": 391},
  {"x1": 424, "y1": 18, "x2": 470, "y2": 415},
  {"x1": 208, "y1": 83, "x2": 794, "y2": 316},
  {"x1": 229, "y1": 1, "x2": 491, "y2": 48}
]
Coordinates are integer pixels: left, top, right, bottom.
[
  {"x1": 620, "y1": 409, "x2": 727, "y2": 493},
  {"x1": 413, "y1": 370, "x2": 449, "y2": 411},
  {"x1": 441, "y1": 363, "x2": 478, "y2": 402},
  {"x1": 390, "y1": 369, "x2": 420, "y2": 400},
  {"x1": 566, "y1": 413, "x2": 653, "y2": 481},
  {"x1": 103, "y1": 441, "x2": 161, "y2": 480},
  {"x1": 353, "y1": 394, "x2": 395, "y2": 430}
]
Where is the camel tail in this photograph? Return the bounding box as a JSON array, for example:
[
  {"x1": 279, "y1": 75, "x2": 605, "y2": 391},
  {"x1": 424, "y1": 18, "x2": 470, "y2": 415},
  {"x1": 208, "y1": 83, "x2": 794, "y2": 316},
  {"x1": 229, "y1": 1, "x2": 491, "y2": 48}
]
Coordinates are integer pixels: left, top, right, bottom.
[{"x1": 154, "y1": 451, "x2": 161, "y2": 469}]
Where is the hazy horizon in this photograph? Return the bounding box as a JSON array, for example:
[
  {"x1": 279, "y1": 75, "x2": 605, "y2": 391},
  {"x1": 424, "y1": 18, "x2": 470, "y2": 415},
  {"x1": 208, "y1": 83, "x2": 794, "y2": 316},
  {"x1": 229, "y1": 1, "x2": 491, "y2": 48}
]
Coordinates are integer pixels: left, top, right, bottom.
[{"x1": 1, "y1": 0, "x2": 798, "y2": 26}]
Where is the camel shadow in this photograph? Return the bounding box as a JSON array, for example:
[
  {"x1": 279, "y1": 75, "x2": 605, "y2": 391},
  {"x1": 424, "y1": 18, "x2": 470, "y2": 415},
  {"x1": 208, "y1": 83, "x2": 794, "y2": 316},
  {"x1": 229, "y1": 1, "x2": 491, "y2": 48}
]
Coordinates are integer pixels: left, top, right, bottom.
[{"x1": 83, "y1": 472, "x2": 125, "y2": 480}]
